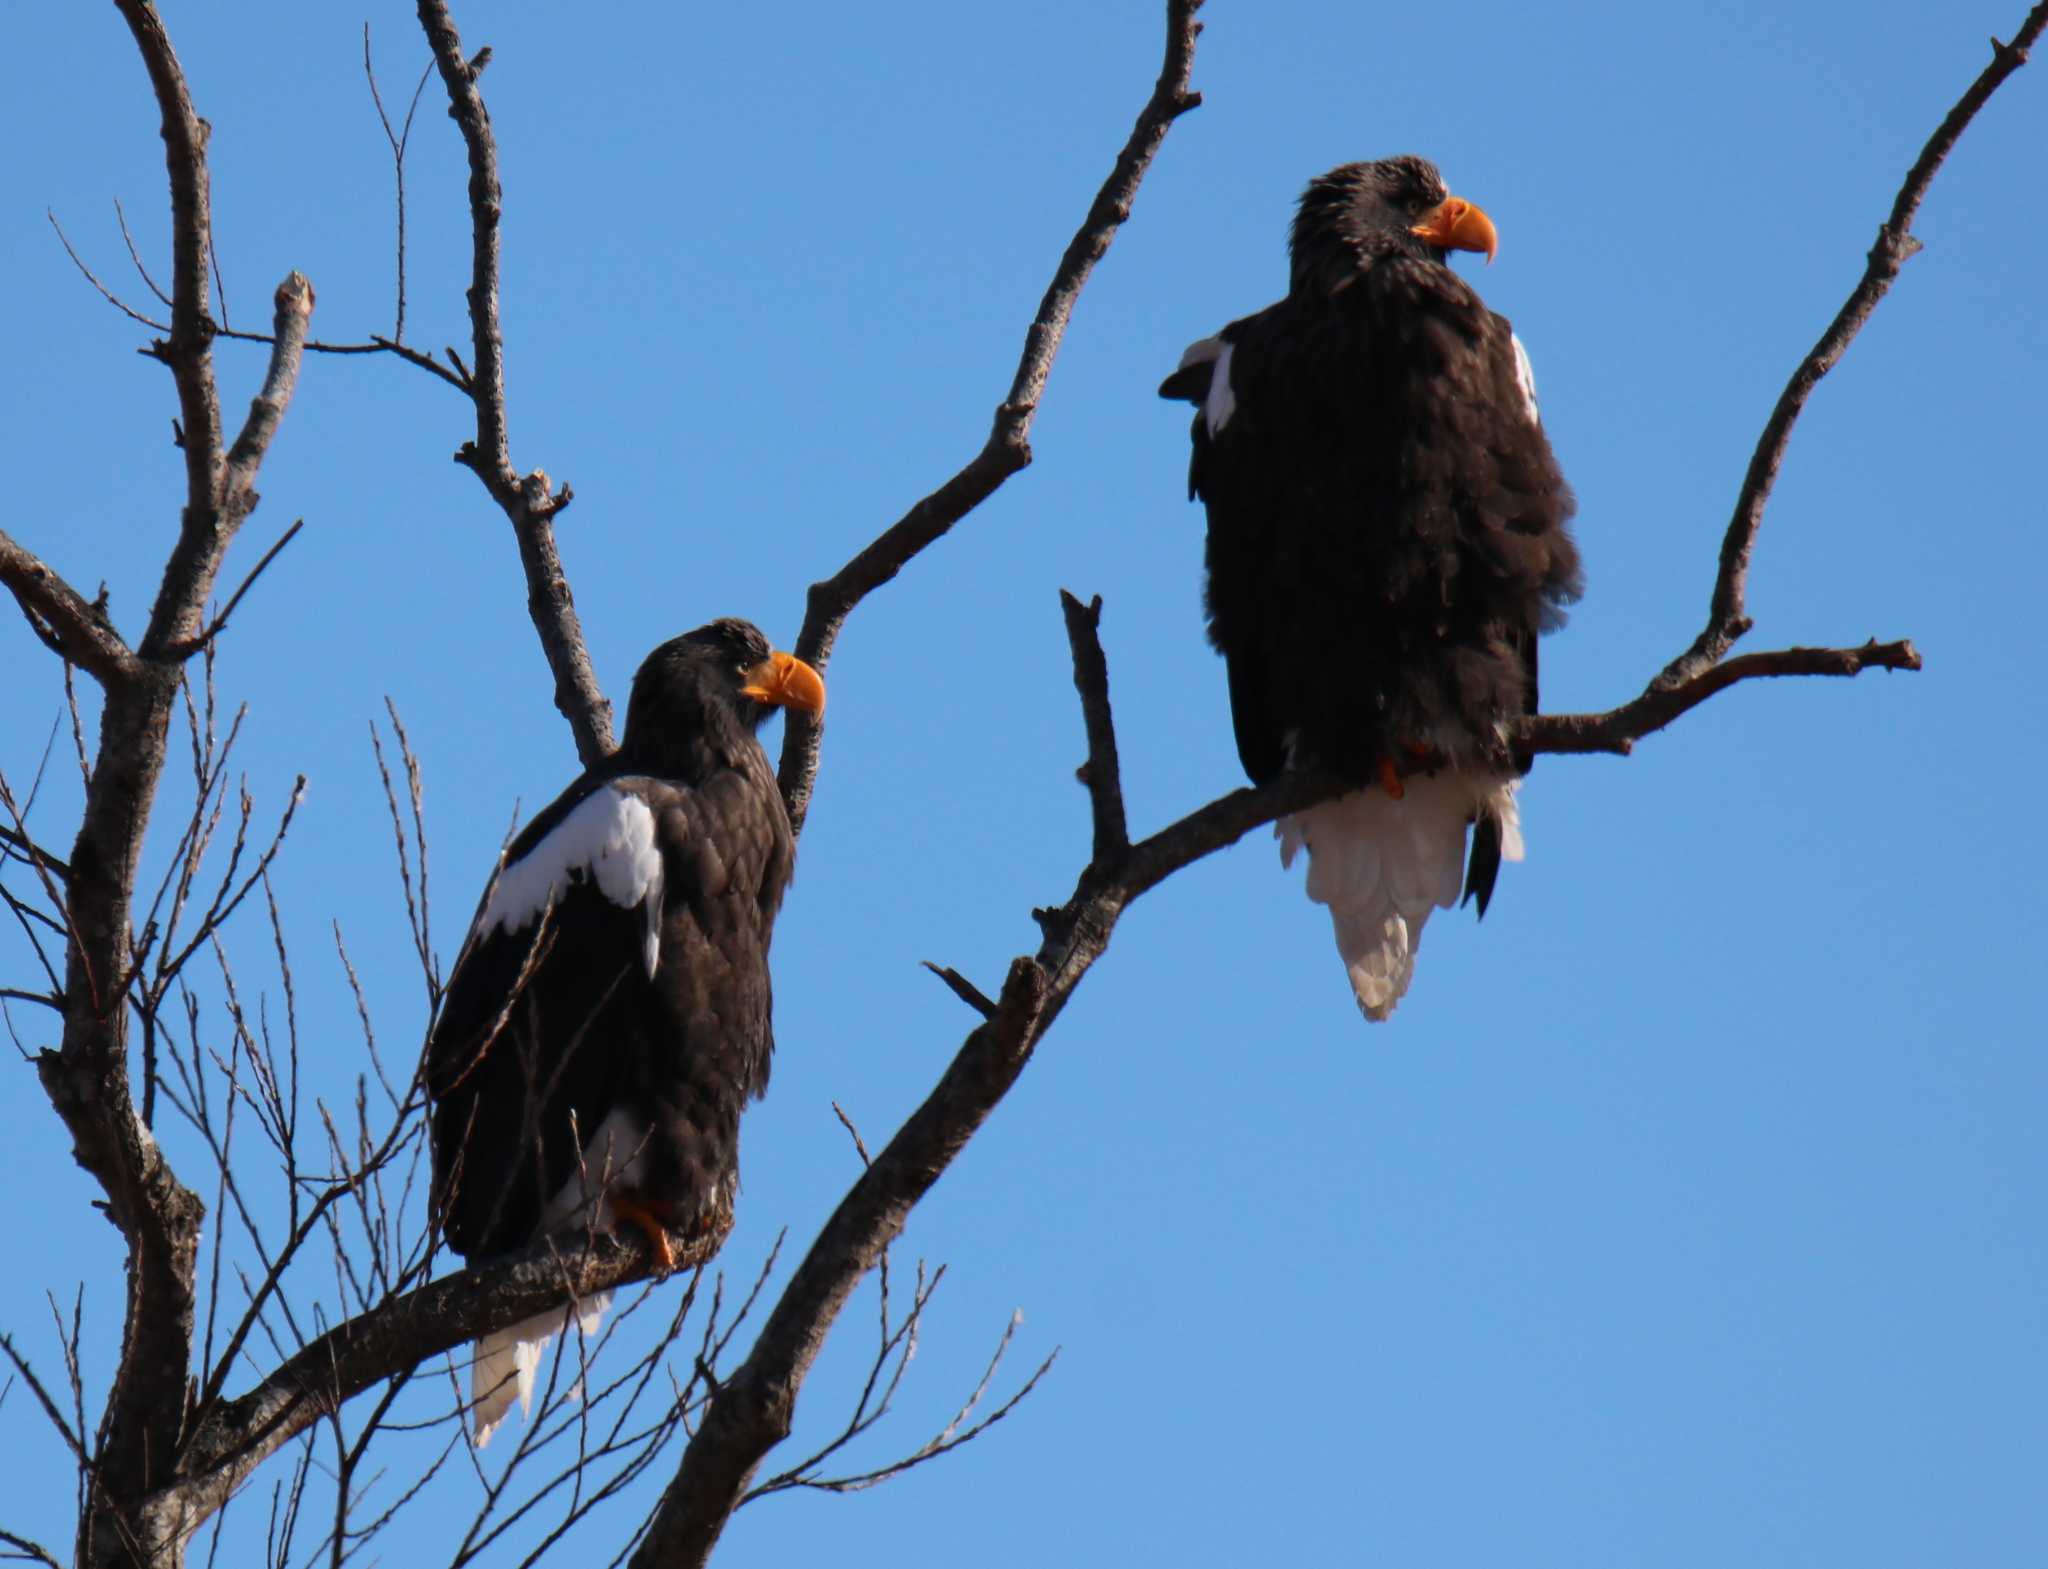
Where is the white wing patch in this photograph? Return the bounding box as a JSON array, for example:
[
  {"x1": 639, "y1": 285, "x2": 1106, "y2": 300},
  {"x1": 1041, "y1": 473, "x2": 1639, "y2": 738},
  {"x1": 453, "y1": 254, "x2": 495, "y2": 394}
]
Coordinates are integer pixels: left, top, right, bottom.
[
  {"x1": 1172, "y1": 335, "x2": 1238, "y2": 435},
  {"x1": 1510, "y1": 332, "x2": 1540, "y2": 425},
  {"x1": 1173, "y1": 334, "x2": 1222, "y2": 375},
  {"x1": 481, "y1": 783, "x2": 667, "y2": 977},
  {"x1": 1203, "y1": 340, "x2": 1238, "y2": 435}
]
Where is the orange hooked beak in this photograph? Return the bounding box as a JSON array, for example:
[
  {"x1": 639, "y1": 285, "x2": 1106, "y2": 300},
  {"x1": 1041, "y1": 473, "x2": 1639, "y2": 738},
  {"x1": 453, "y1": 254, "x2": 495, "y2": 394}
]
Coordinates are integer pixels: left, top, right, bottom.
[
  {"x1": 1409, "y1": 195, "x2": 1498, "y2": 265},
  {"x1": 739, "y1": 650, "x2": 827, "y2": 715}
]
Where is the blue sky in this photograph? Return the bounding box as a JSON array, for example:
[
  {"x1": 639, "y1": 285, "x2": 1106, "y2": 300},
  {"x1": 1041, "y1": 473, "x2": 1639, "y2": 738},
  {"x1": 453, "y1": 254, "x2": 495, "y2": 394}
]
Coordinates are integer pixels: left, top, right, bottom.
[{"x1": 3, "y1": 2, "x2": 2044, "y2": 1565}]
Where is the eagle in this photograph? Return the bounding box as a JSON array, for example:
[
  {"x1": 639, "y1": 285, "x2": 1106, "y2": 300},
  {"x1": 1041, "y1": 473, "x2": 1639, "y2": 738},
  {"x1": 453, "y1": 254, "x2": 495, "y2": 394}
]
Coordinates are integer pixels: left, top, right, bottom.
[
  {"x1": 1160, "y1": 156, "x2": 1581, "y2": 1020},
  {"x1": 424, "y1": 617, "x2": 825, "y2": 1443}
]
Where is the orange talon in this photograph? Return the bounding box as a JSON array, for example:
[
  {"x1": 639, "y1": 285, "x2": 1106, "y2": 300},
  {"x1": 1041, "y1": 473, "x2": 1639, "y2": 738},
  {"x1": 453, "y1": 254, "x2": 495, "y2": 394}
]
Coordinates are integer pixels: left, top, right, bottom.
[
  {"x1": 1376, "y1": 757, "x2": 1405, "y2": 800},
  {"x1": 610, "y1": 1192, "x2": 678, "y2": 1278}
]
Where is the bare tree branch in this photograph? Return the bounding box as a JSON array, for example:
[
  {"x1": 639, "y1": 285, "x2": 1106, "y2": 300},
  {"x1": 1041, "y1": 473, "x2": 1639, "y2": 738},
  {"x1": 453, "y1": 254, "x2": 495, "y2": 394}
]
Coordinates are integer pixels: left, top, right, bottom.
[
  {"x1": 0, "y1": 1332, "x2": 88, "y2": 1468},
  {"x1": 213, "y1": 326, "x2": 473, "y2": 390},
  {"x1": 756, "y1": 1319, "x2": 1058, "y2": 1498},
  {"x1": 53, "y1": 201, "x2": 480, "y2": 399},
  {"x1": 113, "y1": 196, "x2": 174, "y2": 311},
  {"x1": 24, "y1": 10, "x2": 319, "y2": 1561},
  {"x1": 0, "y1": 533, "x2": 135, "y2": 685},
  {"x1": 919, "y1": 962, "x2": 997, "y2": 1021},
  {"x1": 0, "y1": 1526, "x2": 65, "y2": 1569},
  {"x1": 0, "y1": 764, "x2": 72, "y2": 1003},
  {"x1": 1060, "y1": 591, "x2": 1129, "y2": 862},
  {"x1": 214, "y1": 276, "x2": 315, "y2": 538},
  {"x1": 0, "y1": 825, "x2": 71, "y2": 883},
  {"x1": 775, "y1": 0, "x2": 1209, "y2": 836},
  {"x1": 47, "y1": 209, "x2": 169, "y2": 331},
  {"x1": 361, "y1": 25, "x2": 434, "y2": 345},
  {"x1": 130, "y1": 1225, "x2": 726, "y2": 1560},
  {"x1": 190, "y1": 519, "x2": 306, "y2": 652},
  {"x1": 370, "y1": 707, "x2": 440, "y2": 1013},
  {"x1": 629, "y1": 958, "x2": 1052, "y2": 1568},
  {"x1": 414, "y1": 0, "x2": 614, "y2": 766},
  {"x1": 114, "y1": 195, "x2": 175, "y2": 311},
  {"x1": 113, "y1": 0, "x2": 224, "y2": 522},
  {"x1": 1523, "y1": 639, "x2": 1923, "y2": 757},
  {"x1": 1658, "y1": 6, "x2": 2048, "y2": 689}
]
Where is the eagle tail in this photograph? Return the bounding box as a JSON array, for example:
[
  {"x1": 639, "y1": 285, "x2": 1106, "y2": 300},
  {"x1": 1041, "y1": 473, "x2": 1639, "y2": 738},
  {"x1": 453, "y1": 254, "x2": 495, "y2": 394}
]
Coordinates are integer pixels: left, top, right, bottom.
[
  {"x1": 1278, "y1": 773, "x2": 1522, "y2": 1020},
  {"x1": 470, "y1": 1291, "x2": 612, "y2": 1448}
]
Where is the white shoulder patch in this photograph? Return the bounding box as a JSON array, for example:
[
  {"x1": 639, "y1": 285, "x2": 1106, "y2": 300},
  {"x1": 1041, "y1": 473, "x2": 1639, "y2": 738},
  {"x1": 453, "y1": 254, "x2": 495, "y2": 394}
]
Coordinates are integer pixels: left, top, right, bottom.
[
  {"x1": 1203, "y1": 340, "x2": 1238, "y2": 435},
  {"x1": 1510, "y1": 332, "x2": 1540, "y2": 425},
  {"x1": 1172, "y1": 335, "x2": 1238, "y2": 435},
  {"x1": 481, "y1": 783, "x2": 667, "y2": 976}
]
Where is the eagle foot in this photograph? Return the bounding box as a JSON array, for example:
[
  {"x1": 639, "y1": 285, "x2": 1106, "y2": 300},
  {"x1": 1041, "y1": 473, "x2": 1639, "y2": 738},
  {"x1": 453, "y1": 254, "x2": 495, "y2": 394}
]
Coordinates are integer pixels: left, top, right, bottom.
[
  {"x1": 1377, "y1": 741, "x2": 1442, "y2": 798},
  {"x1": 609, "y1": 1192, "x2": 679, "y2": 1278}
]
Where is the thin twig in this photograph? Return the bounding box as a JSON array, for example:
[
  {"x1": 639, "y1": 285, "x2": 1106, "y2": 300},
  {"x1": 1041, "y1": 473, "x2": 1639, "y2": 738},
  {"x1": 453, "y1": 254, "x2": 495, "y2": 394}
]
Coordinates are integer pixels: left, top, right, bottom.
[
  {"x1": 0, "y1": 825, "x2": 70, "y2": 881},
  {"x1": 47, "y1": 209, "x2": 169, "y2": 330},
  {"x1": 210, "y1": 326, "x2": 471, "y2": 390},
  {"x1": 63, "y1": 665, "x2": 91, "y2": 791},
  {"x1": 0, "y1": 1333, "x2": 88, "y2": 1466},
  {"x1": 0, "y1": 1527, "x2": 65, "y2": 1569},
  {"x1": 753, "y1": 1319, "x2": 1059, "y2": 1497},
  {"x1": 191, "y1": 520, "x2": 305, "y2": 651},
  {"x1": 113, "y1": 195, "x2": 171, "y2": 308},
  {"x1": 918, "y1": 962, "x2": 997, "y2": 1020},
  {"x1": 830, "y1": 1103, "x2": 872, "y2": 1168},
  {"x1": 362, "y1": 26, "x2": 435, "y2": 344}
]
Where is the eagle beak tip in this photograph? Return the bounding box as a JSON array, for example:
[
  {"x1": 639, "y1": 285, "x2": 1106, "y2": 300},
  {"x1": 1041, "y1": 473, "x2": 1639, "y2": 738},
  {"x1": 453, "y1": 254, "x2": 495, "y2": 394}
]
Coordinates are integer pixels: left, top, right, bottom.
[
  {"x1": 741, "y1": 651, "x2": 828, "y2": 716},
  {"x1": 1411, "y1": 195, "x2": 1499, "y2": 266}
]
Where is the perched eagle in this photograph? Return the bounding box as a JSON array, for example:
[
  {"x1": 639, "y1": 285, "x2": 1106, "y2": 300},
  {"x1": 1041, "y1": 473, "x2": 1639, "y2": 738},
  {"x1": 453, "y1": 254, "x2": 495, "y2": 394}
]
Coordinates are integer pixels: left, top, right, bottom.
[
  {"x1": 1161, "y1": 156, "x2": 1581, "y2": 1019},
  {"x1": 424, "y1": 618, "x2": 825, "y2": 1443}
]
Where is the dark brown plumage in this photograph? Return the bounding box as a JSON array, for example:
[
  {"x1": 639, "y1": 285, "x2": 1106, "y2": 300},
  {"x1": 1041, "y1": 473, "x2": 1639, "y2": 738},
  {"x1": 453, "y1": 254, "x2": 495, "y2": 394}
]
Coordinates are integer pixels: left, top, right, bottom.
[
  {"x1": 423, "y1": 617, "x2": 824, "y2": 1439},
  {"x1": 1161, "y1": 156, "x2": 1581, "y2": 1017}
]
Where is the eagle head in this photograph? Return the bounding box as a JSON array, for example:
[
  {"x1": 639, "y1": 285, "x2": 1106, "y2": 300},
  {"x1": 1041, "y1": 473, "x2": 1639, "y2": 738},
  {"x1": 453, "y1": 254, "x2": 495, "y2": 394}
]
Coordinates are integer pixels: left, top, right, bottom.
[
  {"x1": 623, "y1": 618, "x2": 825, "y2": 768},
  {"x1": 1289, "y1": 155, "x2": 1498, "y2": 295}
]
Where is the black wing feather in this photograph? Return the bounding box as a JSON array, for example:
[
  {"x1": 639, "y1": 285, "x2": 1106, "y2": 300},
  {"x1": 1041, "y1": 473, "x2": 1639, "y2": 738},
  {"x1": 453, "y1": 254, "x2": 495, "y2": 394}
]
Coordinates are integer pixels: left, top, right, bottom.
[
  {"x1": 1183, "y1": 264, "x2": 1579, "y2": 785},
  {"x1": 427, "y1": 878, "x2": 643, "y2": 1255},
  {"x1": 426, "y1": 763, "x2": 792, "y2": 1260}
]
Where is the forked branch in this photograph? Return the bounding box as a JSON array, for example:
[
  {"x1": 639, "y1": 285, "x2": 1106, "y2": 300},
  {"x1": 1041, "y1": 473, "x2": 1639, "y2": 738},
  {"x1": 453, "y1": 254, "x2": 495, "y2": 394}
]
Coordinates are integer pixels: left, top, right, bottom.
[{"x1": 1525, "y1": 639, "x2": 1923, "y2": 757}]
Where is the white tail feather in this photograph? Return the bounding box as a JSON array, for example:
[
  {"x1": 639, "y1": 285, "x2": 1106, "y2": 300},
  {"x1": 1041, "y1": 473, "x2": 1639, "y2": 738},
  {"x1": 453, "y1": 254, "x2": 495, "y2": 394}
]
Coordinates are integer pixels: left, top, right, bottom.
[
  {"x1": 468, "y1": 1106, "x2": 653, "y2": 1445},
  {"x1": 471, "y1": 1292, "x2": 612, "y2": 1448},
  {"x1": 1279, "y1": 772, "x2": 1521, "y2": 1020}
]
